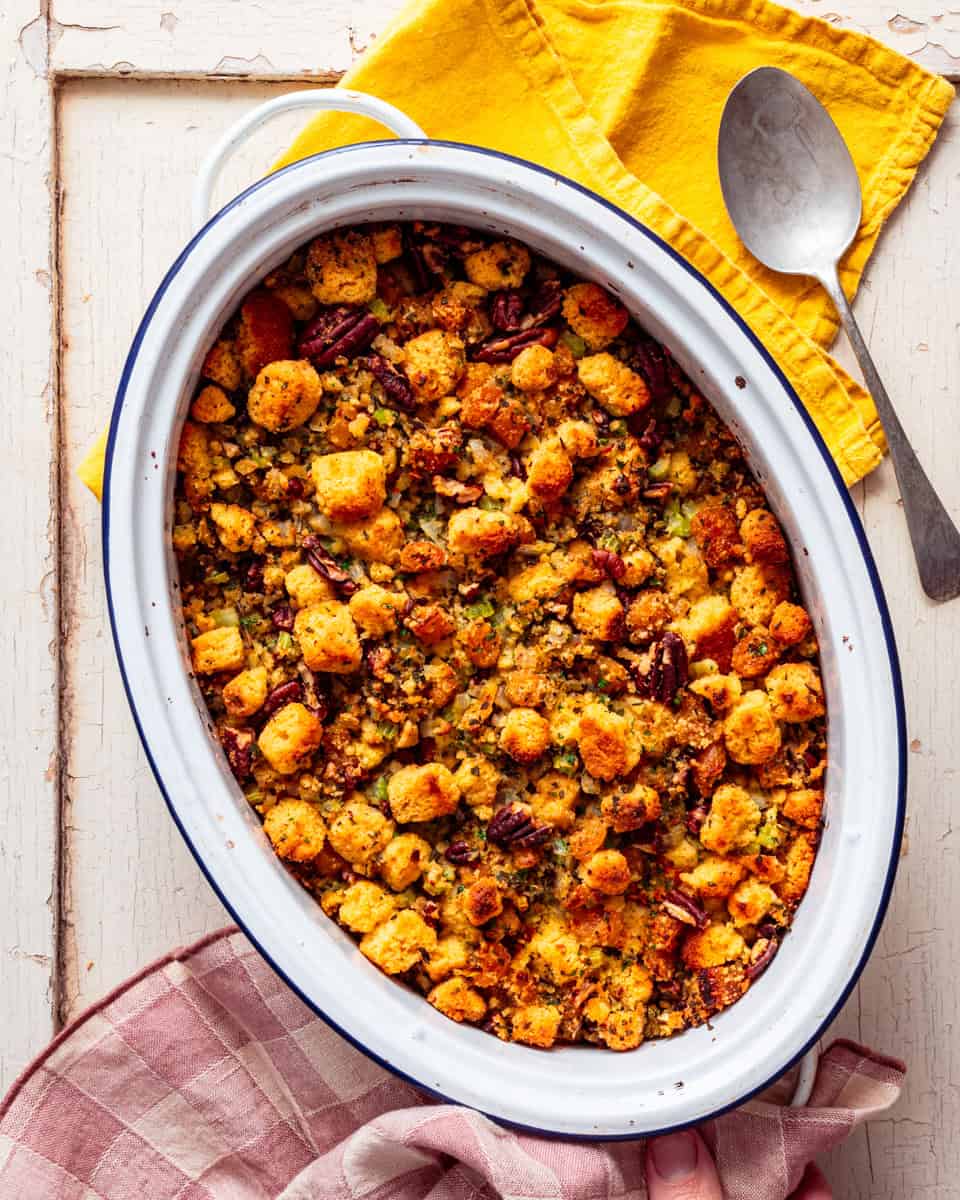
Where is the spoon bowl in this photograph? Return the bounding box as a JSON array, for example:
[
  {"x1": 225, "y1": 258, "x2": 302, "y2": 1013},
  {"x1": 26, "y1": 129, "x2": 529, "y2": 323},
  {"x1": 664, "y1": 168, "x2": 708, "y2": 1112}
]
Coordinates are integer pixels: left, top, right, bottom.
[{"x1": 719, "y1": 67, "x2": 862, "y2": 276}]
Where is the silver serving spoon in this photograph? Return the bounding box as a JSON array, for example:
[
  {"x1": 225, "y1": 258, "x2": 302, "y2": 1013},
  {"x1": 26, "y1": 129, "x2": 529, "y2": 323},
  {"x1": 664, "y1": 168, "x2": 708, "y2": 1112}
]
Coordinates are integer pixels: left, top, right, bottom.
[{"x1": 718, "y1": 65, "x2": 960, "y2": 602}]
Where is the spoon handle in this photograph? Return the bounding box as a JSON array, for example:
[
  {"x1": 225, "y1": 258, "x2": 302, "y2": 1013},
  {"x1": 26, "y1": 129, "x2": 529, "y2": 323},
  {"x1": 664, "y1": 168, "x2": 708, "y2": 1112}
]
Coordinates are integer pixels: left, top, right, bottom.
[{"x1": 819, "y1": 267, "x2": 960, "y2": 602}]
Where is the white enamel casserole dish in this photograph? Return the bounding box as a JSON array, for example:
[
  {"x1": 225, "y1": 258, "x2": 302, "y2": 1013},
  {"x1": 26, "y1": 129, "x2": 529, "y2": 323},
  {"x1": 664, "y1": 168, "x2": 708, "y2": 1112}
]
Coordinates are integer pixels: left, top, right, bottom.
[{"x1": 102, "y1": 91, "x2": 905, "y2": 1138}]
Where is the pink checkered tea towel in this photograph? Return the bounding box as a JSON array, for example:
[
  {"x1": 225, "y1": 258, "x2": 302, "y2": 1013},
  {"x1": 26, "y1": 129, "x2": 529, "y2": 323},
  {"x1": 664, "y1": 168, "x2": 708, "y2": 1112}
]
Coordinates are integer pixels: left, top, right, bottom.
[{"x1": 0, "y1": 927, "x2": 904, "y2": 1199}]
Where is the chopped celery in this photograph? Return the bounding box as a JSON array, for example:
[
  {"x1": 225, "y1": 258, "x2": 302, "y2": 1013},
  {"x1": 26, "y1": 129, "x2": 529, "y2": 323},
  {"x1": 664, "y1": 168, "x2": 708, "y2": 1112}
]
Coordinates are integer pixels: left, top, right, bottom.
[
  {"x1": 205, "y1": 570, "x2": 230, "y2": 585},
  {"x1": 665, "y1": 395, "x2": 683, "y2": 418},
  {"x1": 560, "y1": 331, "x2": 587, "y2": 358},
  {"x1": 368, "y1": 297, "x2": 391, "y2": 321},
  {"x1": 477, "y1": 495, "x2": 503, "y2": 511},
  {"x1": 371, "y1": 775, "x2": 389, "y2": 804},
  {"x1": 275, "y1": 631, "x2": 295, "y2": 656},
  {"x1": 211, "y1": 607, "x2": 239, "y2": 628},
  {"x1": 373, "y1": 407, "x2": 394, "y2": 427},
  {"x1": 648, "y1": 455, "x2": 671, "y2": 481},
  {"x1": 553, "y1": 750, "x2": 579, "y2": 776},
  {"x1": 664, "y1": 498, "x2": 691, "y2": 538},
  {"x1": 464, "y1": 598, "x2": 495, "y2": 620}
]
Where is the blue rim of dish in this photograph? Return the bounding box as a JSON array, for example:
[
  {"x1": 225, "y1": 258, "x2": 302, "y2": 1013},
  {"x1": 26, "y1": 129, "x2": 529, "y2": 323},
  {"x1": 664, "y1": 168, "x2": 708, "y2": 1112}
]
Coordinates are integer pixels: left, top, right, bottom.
[{"x1": 102, "y1": 139, "x2": 907, "y2": 1141}]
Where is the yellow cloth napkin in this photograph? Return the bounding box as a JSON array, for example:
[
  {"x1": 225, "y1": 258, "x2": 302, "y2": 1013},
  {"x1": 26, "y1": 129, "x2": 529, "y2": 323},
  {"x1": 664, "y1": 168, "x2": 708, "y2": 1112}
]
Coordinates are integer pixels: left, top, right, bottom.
[{"x1": 80, "y1": 0, "x2": 953, "y2": 497}]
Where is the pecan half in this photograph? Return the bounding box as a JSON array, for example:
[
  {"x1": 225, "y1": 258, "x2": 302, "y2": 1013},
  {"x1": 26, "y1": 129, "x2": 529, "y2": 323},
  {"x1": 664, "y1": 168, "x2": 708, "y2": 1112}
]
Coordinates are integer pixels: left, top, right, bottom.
[
  {"x1": 472, "y1": 326, "x2": 559, "y2": 364},
  {"x1": 634, "y1": 416, "x2": 663, "y2": 453},
  {"x1": 591, "y1": 547, "x2": 626, "y2": 582},
  {"x1": 638, "y1": 631, "x2": 689, "y2": 703},
  {"x1": 685, "y1": 803, "x2": 708, "y2": 836},
  {"x1": 243, "y1": 557, "x2": 265, "y2": 593},
  {"x1": 491, "y1": 290, "x2": 524, "y2": 332},
  {"x1": 691, "y1": 741, "x2": 727, "y2": 798},
  {"x1": 366, "y1": 645, "x2": 393, "y2": 678},
  {"x1": 432, "y1": 476, "x2": 484, "y2": 505},
  {"x1": 642, "y1": 482, "x2": 674, "y2": 502},
  {"x1": 632, "y1": 339, "x2": 673, "y2": 405},
  {"x1": 399, "y1": 541, "x2": 447, "y2": 573},
  {"x1": 359, "y1": 353, "x2": 415, "y2": 411},
  {"x1": 301, "y1": 535, "x2": 358, "y2": 598},
  {"x1": 487, "y1": 804, "x2": 552, "y2": 849},
  {"x1": 296, "y1": 661, "x2": 328, "y2": 719},
  {"x1": 271, "y1": 604, "x2": 295, "y2": 632},
  {"x1": 746, "y1": 936, "x2": 780, "y2": 980},
  {"x1": 297, "y1": 305, "x2": 379, "y2": 366},
  {"x1": 445, "y1": 839, "x2": 479, "y2": 865},
  {"x1": 524, "y1": 278, "x2": 562, "y2": 327},
  {"x1": 262, "y1": 679, "x2": 303, "y2": 716},
  {"x1": 403, "y1": 227, "x2": 432, "y2": 293},
  {"x1": 221, "y1": 726, "x2": 254, "y2": 780},
  {"x1": 662, "y1": 888, "x2": 708, "y2": 929}
]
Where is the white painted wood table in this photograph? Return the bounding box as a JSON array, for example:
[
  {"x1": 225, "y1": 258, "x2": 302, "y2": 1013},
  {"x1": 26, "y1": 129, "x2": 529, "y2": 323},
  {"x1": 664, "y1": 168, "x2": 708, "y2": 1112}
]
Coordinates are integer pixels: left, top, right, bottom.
[{"x1": 1, "y1": 2, "x2": 957, "y2": 1194}]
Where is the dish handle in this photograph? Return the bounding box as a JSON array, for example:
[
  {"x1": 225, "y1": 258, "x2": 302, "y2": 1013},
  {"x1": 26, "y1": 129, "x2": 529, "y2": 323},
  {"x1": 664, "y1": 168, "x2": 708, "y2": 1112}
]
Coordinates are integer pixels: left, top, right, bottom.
[
  {"x1": 192, "y1": 89, "x2": 427, "y2": 232},
  {"x1": 789, "y1": 1045, "x2": 820, "y2": 1107}
]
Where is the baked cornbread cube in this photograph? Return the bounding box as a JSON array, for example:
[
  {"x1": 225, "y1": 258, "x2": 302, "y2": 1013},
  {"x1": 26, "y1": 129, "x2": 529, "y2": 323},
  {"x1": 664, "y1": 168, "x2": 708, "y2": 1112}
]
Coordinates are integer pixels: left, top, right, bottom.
[
  {"x1": 765, "y1": 663, "x2": 825, "y2": 723},
  {"x1": 582, "y1": 849, "x2": 631, "y2": 895},
  {"x1": 236, "y1": 289, "x2": 294, "y2": 380},
  {"x1": 372, "y1": 224, "x2": 403, "y2": 263},
  {"x1": 453, "y1": 756, "x2": 502, "y2": 815},
  {"x1": 271, "y1": 282, "x2": 317, "y2": 321},
  {"x1": 729, "y1": 563, "x2": 792, "y2": 626},
  {"x1": 499, "y1": 708, "x2": 551, "y2": 764},
  {"x1": 328, "y1": 801, "x2": 395, "y2": 866},
  {"x1": 682, "y1": 922, "x2": 746, "y2": 969},
  {"x1": 380, "y1": 833, "x2": 433, "y2": 891},
  {"x1": 723, "y1": 690, "x2": 782, "y2": 764},
  {"x1": 360, "y1": 910, "x2": 437, "y2": 975},
  {"x1": 601, "y1": 783, "x2": 660, "y2": 833},
  {"x1": 257, "y1": 702, "x2": 323, "y2": 775},
  {"x1": 402, "y1": 330, "x2": 466, "y2": 401},
  {"x1": 349, "y1": 585, "x2": 407, "y2": 636},
  {"x1": 530, "y1": 772, "x2": 579, "y2": 830},
  {"x1": 294, "y1": 602, "x2": 362, "y2": 674},
  {"x1": 428, "y1": 976, "x2": 486, "y2": 1023},
  {"x1": 463, "y1": 878, "x2": 503, "y2": 926},
  {"x1": 526, "y1": 437, "x2": 573, "y2": 502},
  {"x1": 684, "y1": 963, "x2": 749, "y2": 1025},
  {"x1": 335, "y1": 509, "x2": 404, "y2": 564},
  {"x1": 387, "y1": 763, "x2": 461, "y2": 823},
  {"x1": 306, "y1": 229, "x2": 377, "y2": 305},
  {"x1": 740, "y1": 508, "x2": 788, "y2": 564},
  {"x1": 247, "y1": 359, "x2": 322, "y2": 433},
  {"x1": 338, "y1": 881, "x2": 396, "y2": 933},
  {"x1": 572, "y1": 585, "x2": 625, "y2": 641},
  {"x1": 769, "y1": 601, "x2": 812, "y2": 646},
  {"x1": 576, "y1": 702, "x2": 635, "y2": 780},
  {"x1": 222, "y1": 666, "x2": 268, "y2": 717},
  {"x1": 507, "y1": 560, "x2": 566, "y2": 603},
  {"x1": 504, "y1": 669, "x2": 547, "y2": 709},
  {"x1": 728, "y1": 879, "x2": 779, "y2": 927},
  {"x1": 690, "y1": 502, "x2": 741, "y2": 567},
  {"x1": 782, "y1": 788, "x2": 824, "y2": 829},
  {"x1": 620, "y1": 548, "x2": 655, "y2": 587},
  {"x1": 284, "y1": 563, "x2": 335, "y2": 609},
  {"x1": 777, "y1": 831, "x2": 818, "y2": 907},
  {"x1": 446, "y1": 507, "x2": 521, "y2": 559},
  {"x1": 577, "y1": 353, "x2": 649, "y2": 416},
  {"x1": 425, "y1": 936, "x2": 470, "y2": 982},
  {"x1": 263, "y1": 799, "x2": 326, "y2": 862},
  {"x1": 192, "y1": 627, "x2": 245, "y2": 675},
  {"x1": 209, "y1": 502, "x2": 257, "y2": 553},
  {"x1": 561, "y1": 282, "x2": 629, "y2": 350},
  {"x1": 311, "y1": 449, "x2": 386, "y2": 522},
  {"x1": 626, "y1": 591, "x2": 673, "y2": 643},
  {"x1": 433, "y1": 281, "x2": 492, "y2": 342},
  {"x1": 680, "y1": 855, "x2": 745, "y2": 900},
  {"x1": 511, "y1": 1004, "x2": 562, "y2": 1048},
  {"x1": 689, "y1": 673, "x2": 742, "y2": 712},
  {"x1": 457, "y1": 362, "x2": 503, "y2": 428},
  {"x1": 190, "y1": 385, "x2": 236, "y2": 424},
  {"x1": 201, "y1": 339, "x2": 242, "y2": 391},
  {"x1": 556, "y1": 418, "x2": 600, "y2": 459},
  {"x1": 464, "y1": 240, "x2": 531, "y2": 289},
  {"x1": 700, "y1": 784, "x2": 761, "y2": 855},
  {"x1": 511, "y1": 344, "x2": 558, "y2": 392}
]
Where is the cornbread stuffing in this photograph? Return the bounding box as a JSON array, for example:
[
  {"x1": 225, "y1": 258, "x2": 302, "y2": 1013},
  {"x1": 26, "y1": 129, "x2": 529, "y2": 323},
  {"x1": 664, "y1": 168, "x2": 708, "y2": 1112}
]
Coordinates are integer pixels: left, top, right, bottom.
[{"x1": 175, "y1": 221, "x2": 827, "y2": 1051}]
